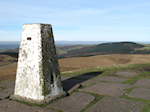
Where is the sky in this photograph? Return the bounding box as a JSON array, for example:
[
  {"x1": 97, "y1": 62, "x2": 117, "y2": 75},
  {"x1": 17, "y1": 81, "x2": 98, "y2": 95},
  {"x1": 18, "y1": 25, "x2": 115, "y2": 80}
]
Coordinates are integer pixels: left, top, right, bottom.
[{"x1": 0, "y1": 0, "x2": 150, "y2": 42}]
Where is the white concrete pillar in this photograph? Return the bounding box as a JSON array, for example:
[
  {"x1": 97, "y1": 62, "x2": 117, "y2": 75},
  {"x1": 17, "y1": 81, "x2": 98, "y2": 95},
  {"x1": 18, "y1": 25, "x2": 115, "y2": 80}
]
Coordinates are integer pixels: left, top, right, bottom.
[{"x1": 10, "y1": 23, "x2": 66, "y2": 104}]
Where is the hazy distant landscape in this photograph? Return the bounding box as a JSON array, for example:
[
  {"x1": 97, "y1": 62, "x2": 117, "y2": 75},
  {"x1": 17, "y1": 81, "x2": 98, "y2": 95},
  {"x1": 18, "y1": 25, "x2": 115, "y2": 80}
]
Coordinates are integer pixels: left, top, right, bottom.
[
  {"x1": 1, "y1": 41, "x2": 150, "y2": 50},
  {"x1": 1, "y1": 41, "x2": 150, "y2": 59},
  {"x1": 57, "y1": 42, "x2": 150, "y2": 58}
]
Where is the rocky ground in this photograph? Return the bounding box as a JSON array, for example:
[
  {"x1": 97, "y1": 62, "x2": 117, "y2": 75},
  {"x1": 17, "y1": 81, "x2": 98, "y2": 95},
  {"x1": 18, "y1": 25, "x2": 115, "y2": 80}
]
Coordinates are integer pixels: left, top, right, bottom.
[{"x1": 0, "y1": 70, "x2": 150, "y2": 112}]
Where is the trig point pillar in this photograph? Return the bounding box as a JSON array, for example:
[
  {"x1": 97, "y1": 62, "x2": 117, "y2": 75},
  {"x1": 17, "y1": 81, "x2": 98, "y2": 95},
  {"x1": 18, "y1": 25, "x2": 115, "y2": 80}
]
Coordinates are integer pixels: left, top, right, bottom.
[{"x1": 10, "y1": 23, "x2": 66, "y2": 104}]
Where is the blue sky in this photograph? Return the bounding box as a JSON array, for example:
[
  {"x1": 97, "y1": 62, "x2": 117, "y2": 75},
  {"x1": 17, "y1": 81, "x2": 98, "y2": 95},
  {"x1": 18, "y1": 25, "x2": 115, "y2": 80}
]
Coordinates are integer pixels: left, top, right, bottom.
[{"x1": 0, "y1": 0, "x2": 150, "y2": 41}]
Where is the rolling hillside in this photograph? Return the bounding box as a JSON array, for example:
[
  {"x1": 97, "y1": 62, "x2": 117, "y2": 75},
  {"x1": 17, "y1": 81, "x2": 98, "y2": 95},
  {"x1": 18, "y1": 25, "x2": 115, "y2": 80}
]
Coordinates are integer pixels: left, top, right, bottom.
[
  {"x1": 1, "y1": 42, "x2": 150, "y2": 59},
  {"x1": 1, "y1": 54, "x2": 150, "y2": 81},
  {"x1": 58, "y1": 42, "x2": 150, "y2": 58}
]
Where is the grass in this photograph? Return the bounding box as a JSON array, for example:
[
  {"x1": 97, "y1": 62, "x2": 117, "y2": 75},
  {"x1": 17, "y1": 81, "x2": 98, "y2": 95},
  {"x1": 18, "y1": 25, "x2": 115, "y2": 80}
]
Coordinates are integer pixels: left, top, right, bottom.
[
  {"x1": 123, "y1": 76, "x2": 142, "y2": 84},
  {"x1": 0, "y1": 86, "x2": 7, "y2": 90},
  {"x1": 140, "y1": 71, "x2": 150, "y2": 77},
  {"x1": 134, "y1": 44, "x2": 150, "y2": 51},
  {"x1": 61, "y1": 63, "x2": 150, "y2": 77}
]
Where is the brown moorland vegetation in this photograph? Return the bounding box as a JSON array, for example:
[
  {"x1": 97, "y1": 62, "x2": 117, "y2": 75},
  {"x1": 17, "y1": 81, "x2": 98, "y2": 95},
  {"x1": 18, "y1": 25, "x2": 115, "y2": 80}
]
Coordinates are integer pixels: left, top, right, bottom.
[
  {"x1": 0, "y1": 54, "x2": 17, "y2": 66},
  {"x1": 1, "y1": 54, "x2": 150, "y2": 81}
]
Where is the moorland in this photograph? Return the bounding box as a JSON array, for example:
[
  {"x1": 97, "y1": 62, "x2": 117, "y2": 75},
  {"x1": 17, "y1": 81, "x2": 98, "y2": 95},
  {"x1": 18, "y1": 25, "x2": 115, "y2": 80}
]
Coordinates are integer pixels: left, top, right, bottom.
[{"x1": 1, "y1": 41, "x2": 150, "y2": 81}]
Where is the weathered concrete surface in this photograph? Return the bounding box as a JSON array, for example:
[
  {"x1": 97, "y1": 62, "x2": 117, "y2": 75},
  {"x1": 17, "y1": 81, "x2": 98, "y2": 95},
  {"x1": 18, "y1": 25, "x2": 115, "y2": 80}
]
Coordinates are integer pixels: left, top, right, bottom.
[
  {"x1": 0, "y1": 88, "x2": 14, "y2": 99},
  {"x1": 47, "y1": 92, "x2": 95, "y2": 112},
  {"x1": 134, "y1": 79, "x2": 150, "y2": 88},
  {"x1": 0, "y1": 99, "x2": 57, "y2": 112},
  {"x1": 94, "y1": 76, "x2": 128, "y2": 82},
  {"x1": 128, "y1": 88, "x2": 150, "y2": 100},
  {"x1": 81, "y1": 80, "x2": 96, "y2": 86},
  {"x1": 115, "y1": 71, "x2": 137, "y2": 77},
  {"x1": 67, "y1": 84, "x2": 81, "y2": 94},
  {"x1": 86, "y1": 97, "x2": 145, "y2": 112},
  {"x1": 80, "y1": 82, "x2": 131, "y2": 96},
  {"x1": 13, "y1": 23, "x2": 65, "y2": 103}
]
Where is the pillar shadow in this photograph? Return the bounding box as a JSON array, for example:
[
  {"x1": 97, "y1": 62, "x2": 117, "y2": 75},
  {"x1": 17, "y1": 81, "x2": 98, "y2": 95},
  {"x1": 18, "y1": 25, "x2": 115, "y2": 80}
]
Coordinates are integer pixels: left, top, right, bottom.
[{"x1": 62, "y1": 71, "x2": 103, "y2": 92}]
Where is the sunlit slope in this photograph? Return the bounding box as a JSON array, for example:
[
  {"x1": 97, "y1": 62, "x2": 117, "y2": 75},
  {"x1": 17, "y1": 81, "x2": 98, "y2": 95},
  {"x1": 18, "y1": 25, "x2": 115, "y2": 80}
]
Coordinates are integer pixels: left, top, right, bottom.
[
  {"x1": 59, "y1": 54, "x2": 150, "y2": 72},
  {"x1": 58, "y1": 42, "x2": 150, "y2": 58}
]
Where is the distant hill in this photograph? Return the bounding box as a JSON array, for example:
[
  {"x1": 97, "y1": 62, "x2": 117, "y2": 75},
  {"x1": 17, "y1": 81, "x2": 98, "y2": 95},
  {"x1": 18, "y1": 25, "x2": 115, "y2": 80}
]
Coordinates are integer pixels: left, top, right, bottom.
[
  {"x1": 1, "y1": 41, "x2": 150, "y2": 59},
  {"x1": 0, "y1": 41, "x2": 20, "y2": 50},
  {"x1": 57, "y1": 42, "x2": 150, "y2": 58},
  {"x1": 0, "y1": 41, "x2": 107, "y2": 49}
]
